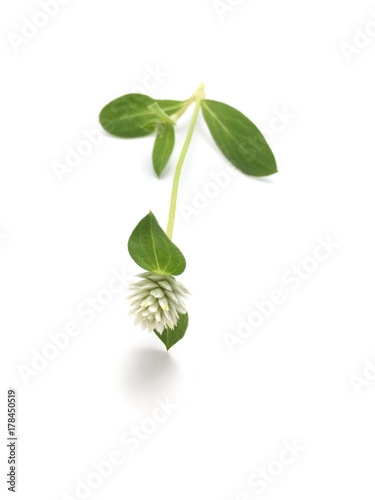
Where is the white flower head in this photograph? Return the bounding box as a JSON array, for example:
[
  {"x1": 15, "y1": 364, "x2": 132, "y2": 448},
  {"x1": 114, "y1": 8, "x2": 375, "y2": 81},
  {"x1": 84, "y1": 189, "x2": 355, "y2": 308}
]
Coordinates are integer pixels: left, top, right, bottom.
[{"x1": 128, "y1": 272, "x2": 189, "y2": 334}]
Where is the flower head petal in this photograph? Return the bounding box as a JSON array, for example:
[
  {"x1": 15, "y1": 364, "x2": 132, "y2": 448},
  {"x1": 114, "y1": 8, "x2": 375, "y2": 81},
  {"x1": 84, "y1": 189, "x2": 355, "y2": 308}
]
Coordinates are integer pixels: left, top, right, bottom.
[{"x1": 128, "y1": 272, "x2": 189, "y2": 334}]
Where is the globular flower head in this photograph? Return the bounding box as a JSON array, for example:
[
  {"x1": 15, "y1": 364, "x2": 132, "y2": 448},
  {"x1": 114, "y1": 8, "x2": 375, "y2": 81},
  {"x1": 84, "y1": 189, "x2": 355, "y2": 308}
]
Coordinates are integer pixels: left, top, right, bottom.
[{"x1": 128, "y1": 272, "x2": 189, "y2": 334}]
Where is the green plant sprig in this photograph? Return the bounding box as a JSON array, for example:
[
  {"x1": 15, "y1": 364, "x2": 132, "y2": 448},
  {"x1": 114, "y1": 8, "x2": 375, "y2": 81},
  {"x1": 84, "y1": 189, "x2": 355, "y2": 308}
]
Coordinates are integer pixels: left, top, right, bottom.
[{"x1": 99, "y1": 83, "x2": 277, "y2": 350}]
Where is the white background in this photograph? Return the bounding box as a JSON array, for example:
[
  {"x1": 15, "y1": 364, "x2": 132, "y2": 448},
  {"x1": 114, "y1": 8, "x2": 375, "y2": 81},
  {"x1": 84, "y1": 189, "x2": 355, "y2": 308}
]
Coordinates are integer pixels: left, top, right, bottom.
[{"x1": 1, "y1": 0, "x2": 375, "y2": 499}]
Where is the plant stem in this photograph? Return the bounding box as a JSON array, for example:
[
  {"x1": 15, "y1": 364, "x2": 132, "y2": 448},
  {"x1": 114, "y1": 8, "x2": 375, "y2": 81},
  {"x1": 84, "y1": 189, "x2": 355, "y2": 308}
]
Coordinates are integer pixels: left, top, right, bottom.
[
  {"x1": 166, "y1": 83, "x2": 205, "y2": 239},
  {"x1": 170, "y1": 95, "x2": 196, "y2": 122}
]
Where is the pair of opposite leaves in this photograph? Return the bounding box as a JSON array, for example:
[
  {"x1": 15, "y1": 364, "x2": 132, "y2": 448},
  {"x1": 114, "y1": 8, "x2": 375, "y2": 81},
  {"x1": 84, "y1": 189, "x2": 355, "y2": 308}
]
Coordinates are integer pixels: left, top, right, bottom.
[{"x1": 99, "y1": 92, "x2": 277, "y2": 349}]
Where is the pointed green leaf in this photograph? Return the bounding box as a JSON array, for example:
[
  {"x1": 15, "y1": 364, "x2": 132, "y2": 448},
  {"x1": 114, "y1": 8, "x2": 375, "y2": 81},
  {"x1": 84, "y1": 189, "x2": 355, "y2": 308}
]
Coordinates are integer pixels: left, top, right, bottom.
[
  {"x1": 128, "y1": 212, "x2": 186, "y2": 275},
  {"x1": 152, "y1": 124, "x2": 175, "y2": 176},
  {"x1": 154, "y1": 313, "x2": 188, "y2": 350},
  {"x1": 99, "y1": 94, "x2": 185, "y2": 138},
  {"x1": 201, "y1": 99, "x2": 277, "y2": 177}
]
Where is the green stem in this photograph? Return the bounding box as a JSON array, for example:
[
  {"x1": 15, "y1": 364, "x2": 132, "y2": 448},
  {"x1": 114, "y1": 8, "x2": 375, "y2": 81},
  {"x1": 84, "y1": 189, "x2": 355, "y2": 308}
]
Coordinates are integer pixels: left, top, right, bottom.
[
  {"x1": 166, "y1": 84, "x2": 205, "y2": 239},
  {"x1": 148, "y1": 102, "x2": 176, "y2": 126},
  {"x1": 170, "y1": 95, "x2": 196, "y2": 122}
]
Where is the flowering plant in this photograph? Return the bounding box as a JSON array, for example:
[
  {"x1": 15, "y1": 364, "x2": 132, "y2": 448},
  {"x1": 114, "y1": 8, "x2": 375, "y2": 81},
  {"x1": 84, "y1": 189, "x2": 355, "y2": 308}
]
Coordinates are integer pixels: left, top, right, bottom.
[{"x1": 99, "y1": 84, "x2": 277, "y2": 349}]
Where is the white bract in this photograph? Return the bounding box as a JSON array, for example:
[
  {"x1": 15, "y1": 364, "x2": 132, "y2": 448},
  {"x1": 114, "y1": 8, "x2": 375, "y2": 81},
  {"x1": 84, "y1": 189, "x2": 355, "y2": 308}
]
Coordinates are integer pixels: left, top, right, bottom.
[{"x1": 128, "y1": 272, "x2": 188, "y2": 333}]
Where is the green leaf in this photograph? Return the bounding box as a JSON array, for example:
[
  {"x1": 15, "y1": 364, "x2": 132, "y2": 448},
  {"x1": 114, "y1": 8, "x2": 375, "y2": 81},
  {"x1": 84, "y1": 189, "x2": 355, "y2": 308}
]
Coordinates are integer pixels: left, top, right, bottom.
[
  {"x1": 154, "y1": 313, "x2": 188, "y2": 350},
  {"x1": 99, "y1": 94, "x2": 185, "y2": 138},
  {"x1": 201, "y1": 99, "x2": 277, "y2": 177},
  {"x1": 152, "y1": 124, "x2": 175, "y2": 176},
  {"x1": 128, "y1": 212, "x2": 186, "y2": 275},
  {"x1": 99, "y1": 94, "x2": 157, "y2": 138}
]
